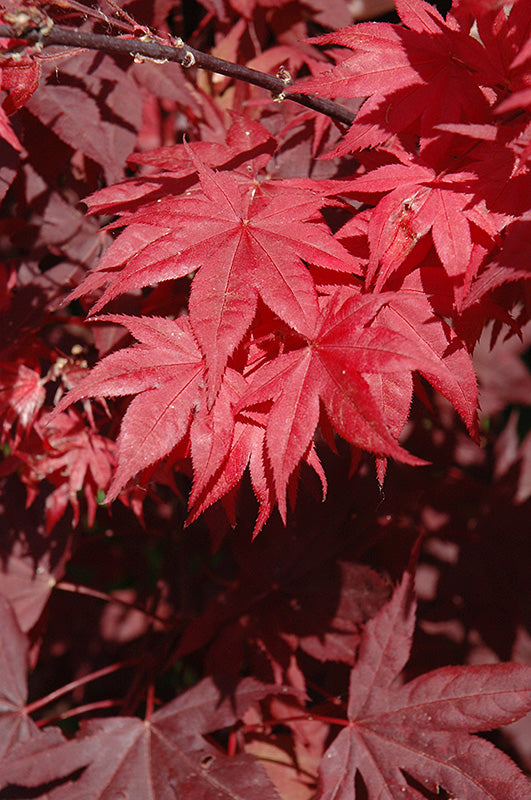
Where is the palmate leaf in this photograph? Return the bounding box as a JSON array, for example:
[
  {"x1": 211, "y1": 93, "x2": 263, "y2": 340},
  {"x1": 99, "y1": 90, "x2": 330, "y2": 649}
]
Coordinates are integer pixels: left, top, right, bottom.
[
  {"x1": 0, "y1": 676, "x2": 288, "y2": 799},
  {"x1": 24, "y1": 51, "x2": 142, "y2": 184},
  {"x1": 318, "y1": 572, "x2": 531, "y2": 800},
  {"x1": 299, "y1": 0, "x2": 498, "y2": 155},
  {"x1": 16, "y1": 409, "x2": 116, "y2": 532},
  {"x1": 240, "y1": 292, "x2": 427, "y2": 519},
  {"x1": 176, "y1": 534, "x2": 392, "y2": 674},
  {"x1": 0, "y1": 542, "x2": 66, "y2": 633},
  {"x1": 343, "y1": 159, "x2": 482, "y2": 284},
  {"x1": 374, "y1": 282, "x2": 479, "y2": 437},
  {"x1": 73, "y1": 143, "x2": 360, "y2": 403},
  {"x1": 240, "y1": 287, "x2": 478, "y2": 517},
  {"x1": 0, "y1": 103, "x2": 20, "y2": 152},
  {"x1": 0, "y1": 361, "x2": 46, "y2": 446},
  {"x1": 0, "y1": 598, "x2": 40, "y2": 759},
  {"x1": 55, "y1": 315, "x2": 209, "y2": 502}
]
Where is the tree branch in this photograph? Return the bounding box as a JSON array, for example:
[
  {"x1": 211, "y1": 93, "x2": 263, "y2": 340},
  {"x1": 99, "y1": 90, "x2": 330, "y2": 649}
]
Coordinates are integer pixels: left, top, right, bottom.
[{"x1": 0, "y1": 21, "x2": 356, "y2": 126}]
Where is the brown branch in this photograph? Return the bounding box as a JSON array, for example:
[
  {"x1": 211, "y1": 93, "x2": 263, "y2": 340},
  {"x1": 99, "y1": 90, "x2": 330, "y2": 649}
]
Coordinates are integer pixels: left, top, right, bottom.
[{"x1": 0, "y1": 21, "x2": 356, "y2": 126}]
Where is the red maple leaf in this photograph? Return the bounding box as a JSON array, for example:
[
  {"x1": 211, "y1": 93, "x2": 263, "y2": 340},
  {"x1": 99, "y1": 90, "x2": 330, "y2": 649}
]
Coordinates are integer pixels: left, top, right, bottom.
[
  {"x1": 239, "y1": 290, "x2": 429, "y2": 517},
  {"x1": 186, "y1": 412, "x2": 274, "y2": 533},
  {"x1": 24, "y1": 51, "x2": 142, "y2": 184},
  {"x1": 318, "y1": 571, "x2": 531, "y2": 799},
  {"x1": 461, "y1": 214, "x2": 531, "y2": 314},
  {"x1": 477, "y1": 0, "x2": 531, "y2": 115},
  {"x1": 0, "y1": 51, "x2": 40, "y2": 115},
  {"x1": 73, "y1": 145, "x2": 360, "y2": 402},
  {"x1": 0, "y1": 361, "x2": 46, "y2": 446},
  {"x1": 54, "y1": 314, "x2": 248, "y2": 508},
  {"x1": 133, "y1": 112, "x2": 275, "y2": 169},
  {"x1": 373, "y1": 280, "x2": 479, "y2": 437},
  {"x1": 0, "y1": 540, "x2": 68, "y2": 633},
  {"x1": 54, "y1": 314, "x2": 328, "y2": 532},
  {"x1": 0, "y1": 597, "x2": 39, "y2": 759},
  {"x1": 0, "y1": 101, "x2": 20, "y2": 151},
  {"x1": 341, "y1": 155, "x2": 503, "y2": 287},
  {"x1": 18, "y1": 409, "x2": 115, "y2": 532},
  {"x1": 0, "y1": 675, "x2": 288, "y2": 798},
  {"x1": 176, "y1": 517, "x2": 392, "y2": 675},
  {"x1": 54, "y1": 315, "x2": 203, "y2": 496},
  {"x1": 299, "y1": 0, "x2": 499, "y2": 155},
  {"x1": 237, "y1": 285, "x2": 478, "y2": 518},
  {"x1": 0, "y1": 47, "x2": 40, "y2": 152}
]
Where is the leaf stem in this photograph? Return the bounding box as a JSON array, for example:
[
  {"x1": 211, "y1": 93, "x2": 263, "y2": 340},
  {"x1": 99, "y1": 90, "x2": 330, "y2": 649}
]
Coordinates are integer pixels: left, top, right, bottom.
[
  {"x1": 35, "y1": 698, "x2": 122, "y2": 727},
  {"x1": 24, "y1": 657, "x2": 139, "y2": 716},
  {"x1": 0, "y1": 22, "x2": 355, "y2": 126},
  {"x1": 242, "y1": 713, "x2": 348, "y2": 731}
]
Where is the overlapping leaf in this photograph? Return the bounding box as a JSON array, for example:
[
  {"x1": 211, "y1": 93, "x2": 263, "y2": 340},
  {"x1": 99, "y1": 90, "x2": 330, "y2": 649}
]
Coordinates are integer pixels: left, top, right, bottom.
[
  {"x1": 240, "y1": 291, "x2": 430, "y2": 516},
  {"x1": 55, "y1": 315, "x2": 208, "y2": 501},
  {"x1": 318, "y1": 572, "x2": 531, "y2": 799},
  {"x1": 0, "y1": 597, "x2": 39, "y2": 759},
  {"x1": 342, "y1": 158, "x2": 494, "y2": 285},
  {"x1": 374, "y1": 280, "x2": 479, "y2": 437},
  {"x1": 176, "y1": 527, "x2": 392, "y2": 673},
  {"x1": 24, "y1": 51, "x2": 142, "y2": 184},
  {"x1": 0, "y1": 361, "x2": 45, "y2": 446},
  {"x1": 73, "y1": 145, "x2": 360, "y2": 401},
  {"x1": 16, "y1": 409, "x2": 116, "y2": 532},
  {"x1": 0, "y1": 676, "x2": 286, "y2": 799},
  {"x1": 299, "y1": 0, "x2": 499, "y2": 155},
  {"x1": 0, "y1": 49, "x2": 40, "y2": 152},
  {"x1": 0, "y1": 540, "x2": 67, "y2": 632},
  {"x1": 239, "y1": 287, "x2": 478, "y2": 516}
]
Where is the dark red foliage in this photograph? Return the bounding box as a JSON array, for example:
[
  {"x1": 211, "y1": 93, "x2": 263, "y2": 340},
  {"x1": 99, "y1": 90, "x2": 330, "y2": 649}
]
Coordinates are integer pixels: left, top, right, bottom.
[{"x1": 0, "y1": 0, "x2": 530, "y2": 796}]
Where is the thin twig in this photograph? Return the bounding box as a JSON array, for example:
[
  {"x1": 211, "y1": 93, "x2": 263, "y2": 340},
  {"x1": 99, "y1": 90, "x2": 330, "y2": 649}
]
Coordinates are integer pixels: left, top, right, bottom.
[
  {"x1": 35, "y1": 698, "x2": 122, "y2": 727},
  {"x1": 0, "y1": 22, "x2": 356, "y2": 126},
  {"x1": 24, "y1": 657, "x2": 140, "y2": 715}
]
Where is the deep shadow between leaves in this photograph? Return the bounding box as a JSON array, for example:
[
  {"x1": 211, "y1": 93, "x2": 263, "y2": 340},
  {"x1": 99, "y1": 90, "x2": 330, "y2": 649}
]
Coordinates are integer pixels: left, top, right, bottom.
[{"x1": 0, "y1": 767, "x2": 85, "y2": 799}]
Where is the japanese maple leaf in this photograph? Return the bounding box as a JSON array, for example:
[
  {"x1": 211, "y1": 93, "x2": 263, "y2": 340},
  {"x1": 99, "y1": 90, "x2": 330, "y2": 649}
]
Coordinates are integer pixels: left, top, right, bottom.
[
  {"x1": 187, "y1": 407, "x2": 326, "y2": 536},
  {"x1": 461, "y1": 215, "x2": 531, "y2": 309},
  {"x1": 73, "y1": 146, "x2": 359, "y2": 402},
  {"x1": 318, "y1": 571, "x2": 531, "y2": 799},
  {"x1": 240, "y1": 290, "x2": 428, "y2": 518},
  {"x1": 55, "y1": 314, "x2": 243, "y2": 505},
  {"x1": 0, "y1": 539, "x2": 68, "y2": 632},
  {"x1": 186, "y1": 413, "x2": 269, "y2": 530},
  {"x1": 127, "y1": 113, "x2": 276, "y2": 177},
  {"x1": 433, "y1": 121, "x2": 531, "y2": 219},
  {"x1": 372, "y1": 280, "x2": 479, "y2": 437},
  {"x1": 0, "y1": 361, "x2": 46, "y2": 446},
  {"x1": 18, "y1": 409, "x2": 115, "y2": 532},
  {"x1": 477, "y1": 0, "x2": 531, "y2": 115},
  {"x1": 342, "y1": 157, "x2": 502, "y2": 286},
  {"x1": 0, "y1": 51, "x2": 40, "y2": 115},
  {"x1": 25, "y1": 51, "x2": 141, "y2": 184},
  {"x1": 0, "y1": 597, "x2": 39, "y2": 759},
  {"x1": 299, "y1": 0, "x2": 498, "y2": 154},
  {"x1": 0, "y1": 676, "x2": 286, "y2": 799},
  {"x1": 88, "y1": 115, "x2": 276, "y2": 217}
]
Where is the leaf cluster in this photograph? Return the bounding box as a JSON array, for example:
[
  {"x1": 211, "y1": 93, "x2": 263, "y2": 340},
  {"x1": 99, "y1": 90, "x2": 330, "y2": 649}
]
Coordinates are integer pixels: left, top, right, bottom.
[{"x1": 0, "y1": 0, "x2": 530, "y2": 797}]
